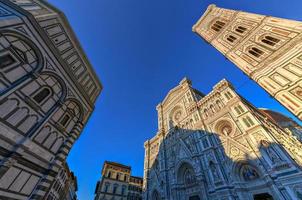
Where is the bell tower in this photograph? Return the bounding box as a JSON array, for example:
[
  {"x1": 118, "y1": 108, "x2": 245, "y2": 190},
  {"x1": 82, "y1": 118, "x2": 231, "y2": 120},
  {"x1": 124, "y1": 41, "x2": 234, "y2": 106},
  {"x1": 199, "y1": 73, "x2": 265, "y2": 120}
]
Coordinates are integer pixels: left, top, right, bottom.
[{"x1": 193, "y1": 4, "x2": 302, "y2": 120}]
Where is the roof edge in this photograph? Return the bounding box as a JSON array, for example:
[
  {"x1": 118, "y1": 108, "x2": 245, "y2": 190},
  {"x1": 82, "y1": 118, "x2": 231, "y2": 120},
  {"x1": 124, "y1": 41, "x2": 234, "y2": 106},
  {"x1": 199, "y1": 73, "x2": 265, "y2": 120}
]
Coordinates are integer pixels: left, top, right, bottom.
[{"x1": 192, "y1": 4, "x2": 216, "y2": 32}]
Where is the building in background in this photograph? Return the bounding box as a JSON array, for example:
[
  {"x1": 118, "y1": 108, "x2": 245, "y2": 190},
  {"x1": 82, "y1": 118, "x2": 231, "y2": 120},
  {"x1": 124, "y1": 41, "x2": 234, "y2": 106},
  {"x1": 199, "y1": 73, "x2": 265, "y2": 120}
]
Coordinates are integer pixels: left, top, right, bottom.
[
  {"x1": 0, "y1": 0, "x2": 102, "y2": 199},
  {"x1": 193, "y1": 4, "x2": 302, "y2": 121},
  {"x1": 143, "y1": 78, "x2": 302, "y2": 200},
  {"x1": 128, "y1": 176, "x2": 143, "y2": 200},
  {"x1": 94, "y1": 161, "x2": 143, "y2": 200},
  {"x1": 65, "y1": 168, "x2": 78, "y2": 200},
  {"x1": 48, "y1": 162, "x2": 78, "y2": 200},
  {"x1": 259, "y1": 109, "x2": 302, "y2": 142}
]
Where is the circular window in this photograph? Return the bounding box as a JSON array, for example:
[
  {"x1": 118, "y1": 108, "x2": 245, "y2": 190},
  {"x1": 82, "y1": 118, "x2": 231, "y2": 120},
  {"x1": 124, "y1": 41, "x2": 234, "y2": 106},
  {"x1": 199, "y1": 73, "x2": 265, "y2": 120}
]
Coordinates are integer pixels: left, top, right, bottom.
[{"x1": 173, "y1": 110, "x2": 182, "y2": 122}]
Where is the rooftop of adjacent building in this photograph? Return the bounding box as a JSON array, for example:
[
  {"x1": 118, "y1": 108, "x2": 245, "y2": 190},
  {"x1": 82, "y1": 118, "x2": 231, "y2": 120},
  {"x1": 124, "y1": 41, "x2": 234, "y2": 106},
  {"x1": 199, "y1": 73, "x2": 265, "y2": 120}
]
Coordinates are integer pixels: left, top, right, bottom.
[
  {"x1": 62, "y1": 162, "x2": 78, "y2": 191},
  {"x1": 104, "y1": 161, "x2": 132, "y2": 170},
  {"x1": 130, "y1": 175, "x2": 143, "y2": 180},
  {"x1": 101, "y1": 160, "x2": 132, "y2": 176},
  {"x1": 129, "y1": 176, "x2": 143, "y2": 185},
  {"x1": 259, "y1": 108, "x2": 301, "y2": 127}
]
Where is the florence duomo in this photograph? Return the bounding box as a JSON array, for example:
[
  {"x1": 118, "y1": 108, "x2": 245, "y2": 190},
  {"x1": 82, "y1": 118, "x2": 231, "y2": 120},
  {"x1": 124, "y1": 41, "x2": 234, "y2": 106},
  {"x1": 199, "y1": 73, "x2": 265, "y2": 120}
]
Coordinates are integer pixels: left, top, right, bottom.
[
  {"x1": 143, "y1": 5, "x2": 302, "y2": 200},
  {"x1": 0, "y1": 0, "x2": 302, "y2": 200},
  {"x1": 143, "y1": 78, "x2": 302, "y2": 200}
]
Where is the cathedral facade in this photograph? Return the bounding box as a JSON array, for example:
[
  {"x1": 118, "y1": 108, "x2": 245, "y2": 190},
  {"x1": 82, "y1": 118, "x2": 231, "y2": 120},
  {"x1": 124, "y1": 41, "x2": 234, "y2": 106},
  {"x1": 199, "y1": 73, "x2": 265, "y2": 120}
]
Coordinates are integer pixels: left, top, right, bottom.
[
  {"x1": 143, "y1": 78, "x2": 302, "y2": 200},
  {"x1": 0, "y1": 0, "x2": 101, "y2": 199},
  {"x1": 193, "y1": 5, "x2": 302, "y2": 121}
]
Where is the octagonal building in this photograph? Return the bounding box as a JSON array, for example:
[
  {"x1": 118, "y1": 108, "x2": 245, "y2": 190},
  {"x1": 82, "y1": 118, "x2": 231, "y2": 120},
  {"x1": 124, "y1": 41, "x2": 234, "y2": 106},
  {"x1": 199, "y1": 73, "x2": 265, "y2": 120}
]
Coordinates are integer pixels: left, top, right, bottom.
[{"x1": 0, "y1": 0, "x2": 102, "y2": 199}]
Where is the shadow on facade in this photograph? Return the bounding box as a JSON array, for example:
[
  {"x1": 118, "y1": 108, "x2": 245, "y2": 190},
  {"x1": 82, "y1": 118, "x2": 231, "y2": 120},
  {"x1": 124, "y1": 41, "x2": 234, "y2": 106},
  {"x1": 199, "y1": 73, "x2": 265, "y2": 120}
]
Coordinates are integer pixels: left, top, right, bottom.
[{"x1": 144, "y1": 125, "x2": 302, "y2": 200}]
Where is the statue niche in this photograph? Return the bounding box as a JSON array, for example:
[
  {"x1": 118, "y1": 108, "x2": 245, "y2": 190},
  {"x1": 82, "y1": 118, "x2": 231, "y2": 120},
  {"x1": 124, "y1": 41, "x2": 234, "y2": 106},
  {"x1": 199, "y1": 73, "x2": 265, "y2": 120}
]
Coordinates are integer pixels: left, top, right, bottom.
[
  {"x1": 260, "y1": 140, "x2": 283, "y2": 165},
  {"x1": 240, "y1": 164, "x2": 259, "y2": 181}
]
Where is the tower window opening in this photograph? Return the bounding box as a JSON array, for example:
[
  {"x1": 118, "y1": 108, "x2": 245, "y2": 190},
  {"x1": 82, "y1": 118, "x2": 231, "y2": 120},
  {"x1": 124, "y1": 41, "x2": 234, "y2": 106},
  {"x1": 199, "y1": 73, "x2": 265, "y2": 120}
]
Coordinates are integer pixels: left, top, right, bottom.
[
  {"x1": 248, "y1": 47, "x2": 264, "y2": 58},
  {"x1": 60, "y1": 114, "x2": 70, "y2": 127},
  {"x1": 211, "y1": 21, "x2": 226, "y2": 32},
  {"x1": 262, "y1": 36, "x2": 280, "y2": 46},
  {"x1": 227, "y1": 35, "x2": 237, "y2": 43},
  {"x1": 235, "y1": 26, "x2": 247, "y2": 34},
  {"x1": 33, "y1": 87, "x2": 51, "y2": 104}
]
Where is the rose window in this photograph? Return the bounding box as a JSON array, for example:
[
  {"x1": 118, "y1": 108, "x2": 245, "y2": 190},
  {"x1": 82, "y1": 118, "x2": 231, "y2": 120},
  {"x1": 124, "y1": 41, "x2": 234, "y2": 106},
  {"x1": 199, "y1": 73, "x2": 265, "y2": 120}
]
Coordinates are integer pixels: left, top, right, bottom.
[{"x1": 174, "y1": 110, "x2": 182, "y2": 122}]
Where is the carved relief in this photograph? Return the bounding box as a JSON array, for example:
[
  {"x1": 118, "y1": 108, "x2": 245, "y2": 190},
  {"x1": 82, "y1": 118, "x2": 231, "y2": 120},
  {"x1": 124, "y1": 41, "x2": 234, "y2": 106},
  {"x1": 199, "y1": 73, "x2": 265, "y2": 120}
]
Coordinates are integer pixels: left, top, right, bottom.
[
  {"x1": 260, "y1": 140, "x2": 283, "y2": 165},
  {"x1": 215, "y1": 119, "x2": 235, "y2": 137},
  {"x1": 294, "y1": 186, "x2": 302, "y2": 200},
  {"x1": 240, "y1": 164, "x2": 259, "y2": 181},
  {"x1": 290, "y1": 86, "x2": 302, "y2": 100}
]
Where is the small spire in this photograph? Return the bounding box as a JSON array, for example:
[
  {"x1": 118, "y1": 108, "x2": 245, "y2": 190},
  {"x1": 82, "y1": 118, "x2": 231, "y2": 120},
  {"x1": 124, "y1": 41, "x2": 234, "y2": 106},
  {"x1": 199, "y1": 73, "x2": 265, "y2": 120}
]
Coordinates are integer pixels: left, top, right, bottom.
[{"x1": 180, "y1": 77, "x2": 192, "y2": 86}]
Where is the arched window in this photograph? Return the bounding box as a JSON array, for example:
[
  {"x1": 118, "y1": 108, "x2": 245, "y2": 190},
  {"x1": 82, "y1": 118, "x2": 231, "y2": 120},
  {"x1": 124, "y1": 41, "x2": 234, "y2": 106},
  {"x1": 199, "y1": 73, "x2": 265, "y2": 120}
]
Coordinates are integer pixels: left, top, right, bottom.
[
  {"x1": 242, "y1": 118, "x2": 249, "y2": 127},
  {"x1": 60, "y1": 114, "x2": 70, "y2": 127},
  {"x1": 204, "y1": 109, "x2": 208, "y2": 118},
  {"x1": 225, "y1": 91, "x2": 233, "y2": 100},
  {"x1": 216, "y1": 100, "x2": 222, "y2": 109},
  {"x1": 242, "y1": 116, "x2": 255, "y2": 128},
  {"x1": 211, "y1": 21, "x2": 226, "y2": 32},
  {"x1": 32, "y1": 87, "x2": 52, "y2": 104},
  {"x1": 210, "y1": 105, "x2": 215, "y2": 113},
  {"x1": 261, "y1": 35, "x2": 280, "y2": 46},
  {"x1": 248, "y1": 47, "x2": 264, "y2": 58},
  {"x1": 104, "y1": 182, "x2": 110, "y2": 193},
  {"x1": 121, "y1": 185, "x2": 126, "y2": 195},
  {"x1": 0, "y1": 32, "x2": 41, "y2": 94},
  {"x1": 234, "y1": 105, "x2": 244, "y2": 115},
  {"x1": 227, "y1": 35, "x2": 237, "y2": 43},
  {"x1": 113, "y1": 184, "x2": 118, "y2": 194},
  {"x1": 51, "y1": 100, "x2": 82, "y2": 134},
  {"x1": 235, "y1": 26, "x2": 247, "y2": 34}
]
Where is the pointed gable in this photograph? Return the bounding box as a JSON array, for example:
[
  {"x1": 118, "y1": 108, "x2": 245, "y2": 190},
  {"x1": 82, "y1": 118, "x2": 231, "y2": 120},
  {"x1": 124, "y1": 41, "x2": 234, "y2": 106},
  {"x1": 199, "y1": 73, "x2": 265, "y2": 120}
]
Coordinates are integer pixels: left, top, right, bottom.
[{"x1": 161, "y1": 77, "x2": 192, "y2": 107}]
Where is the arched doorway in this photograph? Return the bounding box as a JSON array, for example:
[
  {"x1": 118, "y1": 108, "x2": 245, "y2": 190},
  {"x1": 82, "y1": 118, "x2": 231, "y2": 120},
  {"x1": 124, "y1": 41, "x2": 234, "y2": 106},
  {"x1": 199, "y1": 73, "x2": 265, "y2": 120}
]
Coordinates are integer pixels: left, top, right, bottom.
[
  {"x1": 175, "y1": 162, "x2": 205, "y2": 200},
  {"x1": 253, "y1": 193, "x2": 274, "y2": 200}
]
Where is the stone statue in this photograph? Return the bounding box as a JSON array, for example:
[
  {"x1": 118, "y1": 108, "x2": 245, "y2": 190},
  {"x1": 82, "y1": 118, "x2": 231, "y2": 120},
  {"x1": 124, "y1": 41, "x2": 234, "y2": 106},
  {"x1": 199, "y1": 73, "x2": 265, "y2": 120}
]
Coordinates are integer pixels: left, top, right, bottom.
[
  {"x1": 209, "y1": 162, "x2": 219, "y2": 180},
  {"x1": 266, "y1": 146, "x2": 282, "y2": 164},
  {"x1": 242, "y1": 165, "x2": 259, "y2": 181}
]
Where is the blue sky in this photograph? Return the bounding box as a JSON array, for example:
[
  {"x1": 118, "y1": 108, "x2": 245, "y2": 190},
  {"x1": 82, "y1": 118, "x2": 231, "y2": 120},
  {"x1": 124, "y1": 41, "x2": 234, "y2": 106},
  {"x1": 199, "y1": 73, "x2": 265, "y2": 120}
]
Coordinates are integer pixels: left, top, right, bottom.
[{"x1": 47, "y1": 0, "x2": 302, "y2": 199}]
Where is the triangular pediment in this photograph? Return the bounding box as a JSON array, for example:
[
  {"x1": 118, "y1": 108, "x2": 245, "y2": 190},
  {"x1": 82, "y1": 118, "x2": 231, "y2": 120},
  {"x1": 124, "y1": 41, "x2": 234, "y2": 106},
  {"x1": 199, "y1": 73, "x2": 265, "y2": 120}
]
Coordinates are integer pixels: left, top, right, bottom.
[
  {"x1": 162, "y1": 85, "x2": 184, "y2": 106},
  {"x1": 161, "y1": 77, "x2": 193, "y2": 106}
]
